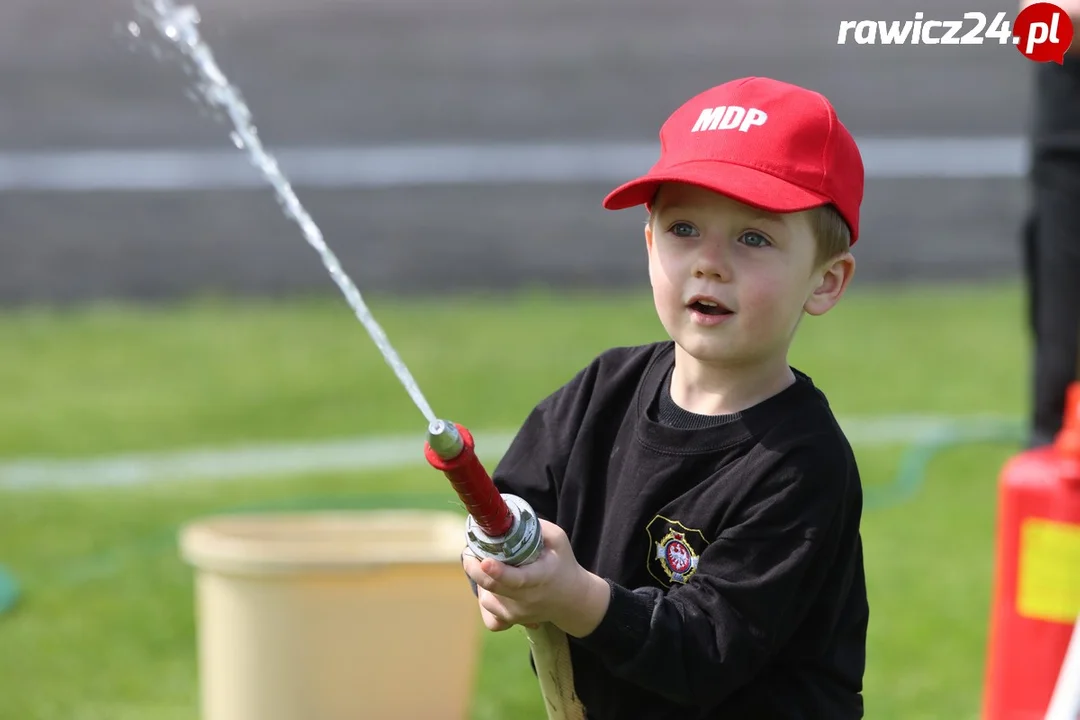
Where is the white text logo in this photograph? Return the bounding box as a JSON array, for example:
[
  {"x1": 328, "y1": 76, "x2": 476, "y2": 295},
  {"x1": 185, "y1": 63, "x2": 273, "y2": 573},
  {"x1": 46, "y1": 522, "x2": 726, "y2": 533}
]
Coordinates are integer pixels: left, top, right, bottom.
[
  {"x1": 838, "y1": 12, "x2": 1015, "y2": 45},
  {"x1": 691, "y1": 106, "x2": 768, "y2": 133}
]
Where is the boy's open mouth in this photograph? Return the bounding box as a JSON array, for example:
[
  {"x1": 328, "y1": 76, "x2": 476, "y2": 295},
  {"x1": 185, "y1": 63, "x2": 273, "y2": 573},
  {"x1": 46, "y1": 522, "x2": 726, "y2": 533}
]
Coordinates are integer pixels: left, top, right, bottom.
[{"x1": 687, "y1": 298, "x2": 733, "y2": 316}]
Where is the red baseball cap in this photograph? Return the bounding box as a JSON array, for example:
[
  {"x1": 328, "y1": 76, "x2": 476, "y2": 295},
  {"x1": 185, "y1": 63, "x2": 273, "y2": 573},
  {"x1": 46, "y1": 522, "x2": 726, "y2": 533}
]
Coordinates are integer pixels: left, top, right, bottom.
[{"x1": 602, "y1": 77, "x2": 864, "y2": 244}]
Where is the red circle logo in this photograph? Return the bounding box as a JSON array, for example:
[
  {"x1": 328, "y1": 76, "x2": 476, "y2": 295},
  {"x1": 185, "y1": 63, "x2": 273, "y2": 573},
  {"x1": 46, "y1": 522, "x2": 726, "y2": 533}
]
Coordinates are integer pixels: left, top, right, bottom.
[
  {"x1": 665, "y1": 540, "x2": 692, "y2": 574},
  {"x1": 1014, "y1": 2, "x2": 1075, "y2": 63}
]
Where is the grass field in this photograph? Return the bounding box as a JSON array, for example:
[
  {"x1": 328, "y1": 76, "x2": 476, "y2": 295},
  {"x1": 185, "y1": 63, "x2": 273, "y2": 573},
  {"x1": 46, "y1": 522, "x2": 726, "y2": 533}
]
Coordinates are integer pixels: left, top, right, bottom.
[{"x1": 0, "y1": 280, "x2": 1035, "y2": 719}]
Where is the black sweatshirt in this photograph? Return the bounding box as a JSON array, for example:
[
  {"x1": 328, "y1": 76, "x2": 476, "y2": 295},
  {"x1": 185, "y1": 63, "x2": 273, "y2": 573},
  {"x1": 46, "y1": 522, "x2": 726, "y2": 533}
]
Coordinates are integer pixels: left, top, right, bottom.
[{"x1": 491, "y1": 341, "x2": 868, "y2": 719}]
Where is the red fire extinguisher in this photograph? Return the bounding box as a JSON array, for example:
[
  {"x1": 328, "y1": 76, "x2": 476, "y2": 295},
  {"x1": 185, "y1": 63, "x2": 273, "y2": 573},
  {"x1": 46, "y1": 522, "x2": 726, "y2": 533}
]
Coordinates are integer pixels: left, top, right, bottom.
[{"x1": 983, "y1": 378, "x2": 1080, "y2": 719}]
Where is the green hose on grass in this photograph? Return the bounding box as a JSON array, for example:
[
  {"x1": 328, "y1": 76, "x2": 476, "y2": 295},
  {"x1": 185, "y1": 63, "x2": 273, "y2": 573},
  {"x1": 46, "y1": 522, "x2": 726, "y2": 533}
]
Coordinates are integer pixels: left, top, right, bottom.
[
  {"x1": 863, "y1": 417, "x2": 1025, "y2": 510},
  {"x1": 0, "y1": 419, "x2": 1029, "y2": 620},
  {"x1": 0, "y1": 564, "x2": 18, "y2": 617}
]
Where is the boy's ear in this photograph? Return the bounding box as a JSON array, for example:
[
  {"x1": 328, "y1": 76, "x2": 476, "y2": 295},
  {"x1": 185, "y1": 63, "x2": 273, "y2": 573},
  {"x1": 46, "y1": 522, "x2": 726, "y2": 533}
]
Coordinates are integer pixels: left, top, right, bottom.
[
  {"x1": 804, "y1": 251, "x2": 856, "y2": 316},
  {"x1": 644, "y1": 215, "x2": 654, "y2": 252}
]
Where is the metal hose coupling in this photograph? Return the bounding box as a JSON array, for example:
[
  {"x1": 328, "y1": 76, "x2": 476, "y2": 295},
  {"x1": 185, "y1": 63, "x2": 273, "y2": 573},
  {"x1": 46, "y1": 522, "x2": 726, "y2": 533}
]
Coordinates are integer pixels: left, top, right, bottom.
[{"x1": 465, "y1": 494, "x2": 543, "y2": 566}]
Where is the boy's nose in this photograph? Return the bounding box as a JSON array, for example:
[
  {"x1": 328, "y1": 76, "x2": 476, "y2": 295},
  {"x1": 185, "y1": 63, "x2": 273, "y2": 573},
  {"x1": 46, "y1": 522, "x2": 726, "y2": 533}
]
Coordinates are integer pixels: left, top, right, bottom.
[{"x1": 692, "y1": 242, "x2": 732, "y2": 280}]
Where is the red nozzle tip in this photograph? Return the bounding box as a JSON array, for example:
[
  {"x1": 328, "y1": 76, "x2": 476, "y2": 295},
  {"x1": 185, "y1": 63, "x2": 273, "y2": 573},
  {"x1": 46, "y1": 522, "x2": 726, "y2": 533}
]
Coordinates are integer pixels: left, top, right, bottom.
[{"x1": 424, "y1": 421, "x2": 513, "y2": 537}]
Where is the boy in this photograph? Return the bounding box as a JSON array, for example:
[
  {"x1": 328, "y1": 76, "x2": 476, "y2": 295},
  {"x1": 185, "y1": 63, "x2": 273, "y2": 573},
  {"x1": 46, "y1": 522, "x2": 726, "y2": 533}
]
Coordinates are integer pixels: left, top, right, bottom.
[{"x1": 462, "y1": 76, "x2": 869, "y2": 719}]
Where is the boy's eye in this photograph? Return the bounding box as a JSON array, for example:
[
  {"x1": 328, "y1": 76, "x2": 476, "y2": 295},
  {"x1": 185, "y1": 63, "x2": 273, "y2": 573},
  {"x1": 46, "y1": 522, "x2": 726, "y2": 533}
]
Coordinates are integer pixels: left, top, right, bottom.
[
  {"x1": 739, "y1": 231, "x2": 771, "y2": 248},
  {"x1": 669, "y1": 222, "x2": 697, "y2": 237}
]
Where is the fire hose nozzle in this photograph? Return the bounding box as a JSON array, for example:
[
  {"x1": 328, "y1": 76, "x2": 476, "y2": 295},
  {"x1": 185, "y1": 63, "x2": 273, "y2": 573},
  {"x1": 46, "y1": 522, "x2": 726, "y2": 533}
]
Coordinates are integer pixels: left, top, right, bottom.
[
  {"x1": 424, "y1": 419, "x2": 543, "y2": 566},
  {"x1": 426, "y1": 419, "x2": 464, "y2": 460},
  {"x1": 424, "y1": 418, "x2": 516, "y2": 538}
]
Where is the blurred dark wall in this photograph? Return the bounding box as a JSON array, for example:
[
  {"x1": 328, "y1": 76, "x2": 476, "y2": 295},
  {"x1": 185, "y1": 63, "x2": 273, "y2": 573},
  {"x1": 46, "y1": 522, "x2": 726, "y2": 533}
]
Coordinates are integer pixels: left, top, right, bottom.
[{"x1": 0, "y1": 0, "x2": 1031, "y2": 304}]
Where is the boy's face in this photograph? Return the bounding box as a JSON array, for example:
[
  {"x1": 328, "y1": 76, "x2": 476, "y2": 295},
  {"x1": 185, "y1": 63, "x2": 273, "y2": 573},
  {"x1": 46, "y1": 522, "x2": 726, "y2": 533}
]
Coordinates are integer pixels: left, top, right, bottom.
[{"x1": 645, "y1": 183, "x2": 854, "y2": 369}]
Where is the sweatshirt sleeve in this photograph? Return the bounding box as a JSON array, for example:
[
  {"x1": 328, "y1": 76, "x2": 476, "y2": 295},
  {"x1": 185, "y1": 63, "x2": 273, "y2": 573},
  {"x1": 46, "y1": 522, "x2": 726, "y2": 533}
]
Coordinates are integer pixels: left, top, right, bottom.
[{"x1": 571, "y1": 444, "x2": 858, "y2": 708}]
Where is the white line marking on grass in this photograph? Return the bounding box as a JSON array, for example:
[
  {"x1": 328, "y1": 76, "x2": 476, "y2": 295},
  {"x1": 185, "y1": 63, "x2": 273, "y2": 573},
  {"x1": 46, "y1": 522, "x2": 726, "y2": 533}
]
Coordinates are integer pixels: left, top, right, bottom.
[
  {"x1": 0, "y1": 414, "x2": 1021, "y2": 491},
  {"x1": 0, "y1": 137, "x2": 1026, "y2": 192}
]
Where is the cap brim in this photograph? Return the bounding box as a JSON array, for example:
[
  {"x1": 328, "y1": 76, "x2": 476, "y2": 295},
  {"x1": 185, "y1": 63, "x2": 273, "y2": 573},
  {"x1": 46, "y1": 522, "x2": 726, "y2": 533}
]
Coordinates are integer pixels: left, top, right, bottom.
[{"x1": 602, "y1": 160, "x2": 831, "y2": 216}]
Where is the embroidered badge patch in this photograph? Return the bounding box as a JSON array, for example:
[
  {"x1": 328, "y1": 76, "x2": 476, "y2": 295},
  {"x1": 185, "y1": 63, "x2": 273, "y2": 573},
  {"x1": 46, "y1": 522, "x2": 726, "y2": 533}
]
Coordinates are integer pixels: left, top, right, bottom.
[{"x1": 646, "y1": 516, "x2": 708, "y2": 586}]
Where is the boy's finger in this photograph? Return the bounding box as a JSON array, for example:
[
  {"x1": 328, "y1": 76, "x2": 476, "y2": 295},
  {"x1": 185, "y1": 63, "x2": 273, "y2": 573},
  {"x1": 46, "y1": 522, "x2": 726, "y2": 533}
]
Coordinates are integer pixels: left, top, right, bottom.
[
  {"x1": 477, "y1": 558, "x2": 523, "y2": 594},
  {"x1": 465, "y1": 562, "x2": 503, "y2": 594},
  {"x1": 478, "y1": 588, "x2": 518, "y2": 626},
  {"x1": 480, "y1": 556, "x2": 538, "y2": 593},
  {"x1": 479, "y1": 605, "x2": 512, "y2": 632},
  {"x1": 463, "y1": 557, "x2": 503, "y2": 590},
  {"x1": 479, "y1": 557, "x2": 505, "y2": 577},
  {"x1": 462, "y1": 555, "x2": 483, "y2": 576}
]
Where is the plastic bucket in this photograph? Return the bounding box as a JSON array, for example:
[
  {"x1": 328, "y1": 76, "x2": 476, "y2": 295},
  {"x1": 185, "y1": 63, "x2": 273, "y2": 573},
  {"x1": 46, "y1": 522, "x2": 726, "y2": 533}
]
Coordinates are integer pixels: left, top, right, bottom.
[{"x1": 179, "y1": 509, "x2": 480, "y2": 720}]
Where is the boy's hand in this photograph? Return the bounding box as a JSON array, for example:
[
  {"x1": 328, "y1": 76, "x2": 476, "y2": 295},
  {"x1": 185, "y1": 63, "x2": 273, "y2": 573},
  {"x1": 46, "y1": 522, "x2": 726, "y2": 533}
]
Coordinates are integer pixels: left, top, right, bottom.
[{"x1": 462, "y1": 519, "x2": 611, "y2": 638}]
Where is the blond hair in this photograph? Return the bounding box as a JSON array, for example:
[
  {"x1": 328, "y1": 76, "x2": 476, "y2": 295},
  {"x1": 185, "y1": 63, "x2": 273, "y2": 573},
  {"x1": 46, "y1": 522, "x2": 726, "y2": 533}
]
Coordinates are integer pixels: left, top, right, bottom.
[{"x1": 807, "y1": 204, "x2": 852, "y2": 267}]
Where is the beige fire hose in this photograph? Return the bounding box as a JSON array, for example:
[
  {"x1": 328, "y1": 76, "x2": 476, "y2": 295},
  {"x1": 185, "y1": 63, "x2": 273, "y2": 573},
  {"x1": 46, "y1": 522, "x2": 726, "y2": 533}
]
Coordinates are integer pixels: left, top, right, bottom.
[{"x1": 524, "y1": 622, "x2": 586, "y2": 720}]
